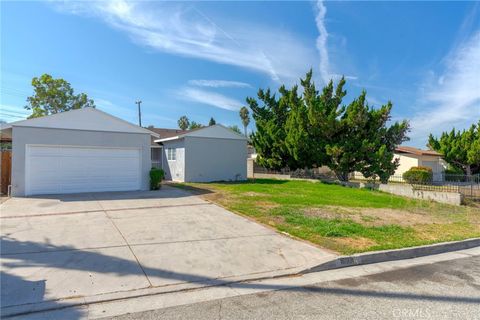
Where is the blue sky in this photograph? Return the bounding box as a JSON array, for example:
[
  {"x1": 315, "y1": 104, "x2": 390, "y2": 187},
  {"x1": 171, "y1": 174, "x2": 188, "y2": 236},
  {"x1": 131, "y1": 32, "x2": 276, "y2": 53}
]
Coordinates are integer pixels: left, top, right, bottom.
[{"x1": 1, "y1": 1, "x2": 479, "y2": 147}]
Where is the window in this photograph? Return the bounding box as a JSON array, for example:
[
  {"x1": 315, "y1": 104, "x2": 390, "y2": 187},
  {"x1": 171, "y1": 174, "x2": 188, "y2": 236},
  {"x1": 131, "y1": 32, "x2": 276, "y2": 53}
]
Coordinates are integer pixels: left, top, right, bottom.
[{"x1": 167, "y1": 148, "x2": 176, "y2": 161}]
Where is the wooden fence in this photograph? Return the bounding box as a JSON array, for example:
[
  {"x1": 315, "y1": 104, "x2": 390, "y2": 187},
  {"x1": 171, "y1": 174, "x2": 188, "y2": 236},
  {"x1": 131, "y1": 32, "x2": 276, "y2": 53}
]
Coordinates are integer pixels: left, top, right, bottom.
[{"x1": 1, "y1": 151, "x2": 12, "y2": 195}]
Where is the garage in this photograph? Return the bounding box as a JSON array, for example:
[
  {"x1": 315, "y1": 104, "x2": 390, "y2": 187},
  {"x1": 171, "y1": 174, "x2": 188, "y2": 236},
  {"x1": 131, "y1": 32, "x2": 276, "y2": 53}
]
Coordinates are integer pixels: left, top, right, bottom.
[
  {"x1": 0, "y1": 108, "x2": 158, "y2": 196},
  {"x1": 25, "y1": 145, "x2": 141, "y2": 195}
]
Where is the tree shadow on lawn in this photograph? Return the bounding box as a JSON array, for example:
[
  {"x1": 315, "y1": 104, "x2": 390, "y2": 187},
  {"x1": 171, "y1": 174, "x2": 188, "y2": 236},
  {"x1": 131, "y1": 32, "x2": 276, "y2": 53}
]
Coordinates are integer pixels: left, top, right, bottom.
[{"x1": 1, "y1": 236, "x2": 479, "y2": 319}]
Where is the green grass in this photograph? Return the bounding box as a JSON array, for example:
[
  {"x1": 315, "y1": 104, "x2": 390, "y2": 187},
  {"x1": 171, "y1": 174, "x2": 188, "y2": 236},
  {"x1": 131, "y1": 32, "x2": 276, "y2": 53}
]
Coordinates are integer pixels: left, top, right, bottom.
[{"x1": 173, "y1": 179, "x2": 480, "y2": 254}]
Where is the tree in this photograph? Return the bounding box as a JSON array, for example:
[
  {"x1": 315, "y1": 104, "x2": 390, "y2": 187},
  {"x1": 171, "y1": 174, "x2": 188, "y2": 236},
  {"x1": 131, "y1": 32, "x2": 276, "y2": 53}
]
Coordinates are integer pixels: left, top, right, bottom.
[
  {"x1": 208, "y1": 117, "x2": 216, "y2": 126},
  {"x1": 239, "y1": 107, "x2": 250, "y2": 137},
  {"x1": 25, "y1": 74, "x2": 95, "y2": 118},
  {"x1": 248, "y1": 87, "x2": 291, "y2": 170},
  {"x1": 178, "y1": 116, "x2": 190, "y2": 130},
  {"x1": 189, "y1": 121, "x2": 203, "y2": 130},
  {"x1": 428, "y1": 121, "x2": 480, "y2": 175},
  {"x1": 248, "y1": 70, "x2": 409, "y2": 181},
  {"x1": 229, "y1": 125, "x2": 242, "y2": 135}
]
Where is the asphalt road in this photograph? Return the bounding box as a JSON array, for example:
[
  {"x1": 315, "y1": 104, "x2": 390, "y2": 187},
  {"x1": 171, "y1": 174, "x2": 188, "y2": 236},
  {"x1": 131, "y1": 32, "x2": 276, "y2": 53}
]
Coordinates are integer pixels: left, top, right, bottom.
[{"x1": 110, "y1": 255, "x2": 480, "y2": 320}]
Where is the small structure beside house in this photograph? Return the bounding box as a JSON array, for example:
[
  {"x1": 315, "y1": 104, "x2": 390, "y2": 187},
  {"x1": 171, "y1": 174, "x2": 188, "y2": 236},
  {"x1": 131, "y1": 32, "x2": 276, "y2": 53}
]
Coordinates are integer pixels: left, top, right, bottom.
[{"x1": 152, "y1": 125, "x2": 247, "y2": 182}]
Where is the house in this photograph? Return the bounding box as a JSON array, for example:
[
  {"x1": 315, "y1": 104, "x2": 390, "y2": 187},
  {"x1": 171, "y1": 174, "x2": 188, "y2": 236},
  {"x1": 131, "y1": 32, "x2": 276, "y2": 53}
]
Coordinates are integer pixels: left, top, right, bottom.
[
  {"x1": 393, "y1": 146, "x2": 446, "y2": 180},
  {"x1": 0, "y1": 108, "x2": 159, "y2": 196},
  {"x1": 152, "y1": 125, "x2": 247, "y2": 182}
]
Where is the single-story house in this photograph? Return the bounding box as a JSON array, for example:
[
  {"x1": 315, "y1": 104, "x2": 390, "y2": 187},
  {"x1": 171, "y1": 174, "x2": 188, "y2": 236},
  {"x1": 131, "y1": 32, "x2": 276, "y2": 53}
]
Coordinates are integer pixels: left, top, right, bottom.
[
  {"x1": 393, "y1": 146, "x2": 446, "y2": 180},
  {"x1": 0, "y1": 108, "x2": 158, "y2": 196},
  {"x1": 0, "y1": 108, "x2": 248, "y2": 196},
  {"x1": 152, "y1": 125, "x2": 248, "y2": 182}
]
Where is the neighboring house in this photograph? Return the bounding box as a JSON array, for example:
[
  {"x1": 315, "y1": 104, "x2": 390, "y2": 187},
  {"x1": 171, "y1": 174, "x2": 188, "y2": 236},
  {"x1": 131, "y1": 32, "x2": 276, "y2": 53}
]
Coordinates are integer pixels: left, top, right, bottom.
[
  {"x1": 393, "y1": 146, "x2": 446, "y2": 180},
  {"x1": 0, "y1": 108, "x2": 158, "y2": 196},
  {"x1": 152, "y1": 125, "x2": 247, "y2": 182}
]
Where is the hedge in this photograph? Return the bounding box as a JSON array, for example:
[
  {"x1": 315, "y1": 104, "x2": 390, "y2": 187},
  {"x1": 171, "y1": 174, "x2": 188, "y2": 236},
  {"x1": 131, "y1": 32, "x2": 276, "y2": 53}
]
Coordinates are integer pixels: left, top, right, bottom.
[{"x1": 402, "y1": 166, "x2": 433, "y2": 184}]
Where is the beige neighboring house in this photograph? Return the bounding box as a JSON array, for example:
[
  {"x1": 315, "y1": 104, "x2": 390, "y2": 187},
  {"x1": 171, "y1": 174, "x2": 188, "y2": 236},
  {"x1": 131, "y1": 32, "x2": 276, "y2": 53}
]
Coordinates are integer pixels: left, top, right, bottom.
[{"x1": 393, "y1": 146, "x2": 446, "y2": 178}]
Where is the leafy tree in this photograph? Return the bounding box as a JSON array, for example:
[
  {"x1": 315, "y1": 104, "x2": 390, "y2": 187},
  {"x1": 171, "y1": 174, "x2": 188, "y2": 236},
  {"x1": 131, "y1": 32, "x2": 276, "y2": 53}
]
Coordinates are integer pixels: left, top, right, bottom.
[
  {"x1": 25, "y1": 74, "x2": 95, "y2": 118},
  {"x1": 178, "y1": 116, "x2": 190, "y2": 130},
  {"x1": 248, "y1": 70, "x2": 409, "y2": 181},
  {"x1": 208, "y1": 117, "x2": 216, "y2": 126},
  {"x1": 229, "y1": 125, "x2": 242, "y2": 135},
  {"x1": 189, "y1": 121, "x2": 203, "y2": 130},
  {"x1": 239, "y1": 106, "x2": 250, "y2": 136},
  {"x1": 428, "y1": 121, "x2": 480, "y2": 175}
]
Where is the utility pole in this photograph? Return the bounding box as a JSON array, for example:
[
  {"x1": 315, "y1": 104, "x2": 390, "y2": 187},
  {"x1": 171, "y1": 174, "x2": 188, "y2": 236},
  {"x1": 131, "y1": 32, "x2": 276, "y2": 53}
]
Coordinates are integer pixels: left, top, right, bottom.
[{"x1": 135, "y1": 100, "x2": 142, "y2": 127}]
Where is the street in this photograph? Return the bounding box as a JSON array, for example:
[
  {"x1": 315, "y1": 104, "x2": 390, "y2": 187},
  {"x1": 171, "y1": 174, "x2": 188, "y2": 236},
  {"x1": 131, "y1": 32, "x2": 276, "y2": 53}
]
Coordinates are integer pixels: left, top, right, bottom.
[{"x1": 109, "y1": 255, "x2": 480, "y2": 320}]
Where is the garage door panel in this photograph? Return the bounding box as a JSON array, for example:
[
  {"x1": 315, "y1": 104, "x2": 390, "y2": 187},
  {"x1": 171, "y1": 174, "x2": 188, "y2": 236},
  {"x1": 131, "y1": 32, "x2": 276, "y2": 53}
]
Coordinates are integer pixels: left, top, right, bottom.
[{"x1": 26, "y1": 146, "x2": 141, "y2": 195}]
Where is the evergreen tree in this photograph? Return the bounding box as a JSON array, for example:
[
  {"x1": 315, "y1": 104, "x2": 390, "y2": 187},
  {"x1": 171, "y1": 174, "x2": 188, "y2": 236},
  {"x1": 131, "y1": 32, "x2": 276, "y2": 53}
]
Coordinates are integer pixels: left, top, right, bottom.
[
  {"x1": 428, "y1": 121, "x2": 480, "y2": 175},
  {"x1": 208, "y1": 117, "x2": 216, "y2": 126},
  {"x1": 248, "y1": 70, "x2": 409, "y2": 181}
]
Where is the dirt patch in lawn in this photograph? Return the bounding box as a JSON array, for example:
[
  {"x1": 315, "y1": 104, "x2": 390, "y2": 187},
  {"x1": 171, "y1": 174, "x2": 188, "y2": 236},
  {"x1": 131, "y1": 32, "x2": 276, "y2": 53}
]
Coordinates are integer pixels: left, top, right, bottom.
[
  {"x1": 303, "y1": 206, "x2": 449, "y2": 227},
  {"x1": 333, "y1": 237, "x2": 377, "y2": 250}
]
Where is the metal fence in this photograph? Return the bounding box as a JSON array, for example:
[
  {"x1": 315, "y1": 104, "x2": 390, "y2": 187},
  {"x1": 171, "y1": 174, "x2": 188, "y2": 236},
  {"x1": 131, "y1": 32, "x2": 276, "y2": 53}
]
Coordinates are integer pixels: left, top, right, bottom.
[
  {"x1": 253, "y1": 163, "x2": 480, "y2": 200},
  {"x1": 350, "y1": 173, "x2": 480, "y2": 200}
]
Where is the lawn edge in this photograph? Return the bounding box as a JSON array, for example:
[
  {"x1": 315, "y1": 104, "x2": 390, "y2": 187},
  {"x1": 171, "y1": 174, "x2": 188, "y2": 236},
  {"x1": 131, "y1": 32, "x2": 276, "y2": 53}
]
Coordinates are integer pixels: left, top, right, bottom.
[{"x1": 301, "y1": 237, "x2": 480, "y2": 274}]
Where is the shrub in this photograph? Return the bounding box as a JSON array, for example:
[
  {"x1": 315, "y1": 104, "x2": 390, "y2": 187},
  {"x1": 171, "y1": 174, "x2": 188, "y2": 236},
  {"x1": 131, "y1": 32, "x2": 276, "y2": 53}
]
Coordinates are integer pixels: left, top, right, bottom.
[
  {"x1": 150, "y1": 168, "x2": 165, "y2": 190},
  {"x1": 402, "y1": 166, "x2": 433, "y2": 184}
]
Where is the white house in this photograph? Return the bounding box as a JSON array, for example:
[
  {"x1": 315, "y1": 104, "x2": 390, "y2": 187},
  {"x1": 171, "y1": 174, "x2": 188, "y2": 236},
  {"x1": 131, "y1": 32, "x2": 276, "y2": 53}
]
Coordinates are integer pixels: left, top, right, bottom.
[
  {"x1": 0, "y1": 108, "x2": 158, "y2": 196},
  {"x1": 153, "y1": 125, "x2": 247, "y2": 182}
]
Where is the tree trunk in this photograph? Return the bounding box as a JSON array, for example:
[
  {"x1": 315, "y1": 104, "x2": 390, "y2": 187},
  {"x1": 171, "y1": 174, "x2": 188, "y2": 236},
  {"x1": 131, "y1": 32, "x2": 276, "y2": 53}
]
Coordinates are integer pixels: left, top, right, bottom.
[
  {"x1": 244, "y1": 125, "x2": 247, "y2": 137},
  {"x1": 466, "y1": 165, "x2": 472, "y2": 176}
]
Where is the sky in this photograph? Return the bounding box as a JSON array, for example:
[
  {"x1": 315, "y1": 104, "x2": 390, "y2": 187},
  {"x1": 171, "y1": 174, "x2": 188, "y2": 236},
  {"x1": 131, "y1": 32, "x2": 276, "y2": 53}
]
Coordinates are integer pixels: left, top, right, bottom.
[{"x1": 1, "y1": 1, "x2": 479, "y2": 148}]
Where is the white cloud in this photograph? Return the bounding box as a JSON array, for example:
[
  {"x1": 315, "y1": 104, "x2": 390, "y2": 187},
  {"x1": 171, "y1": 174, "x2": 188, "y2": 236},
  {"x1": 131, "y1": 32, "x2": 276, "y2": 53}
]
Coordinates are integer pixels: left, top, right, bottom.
[
  {"x1": 188, "y1": 79, "x2": 251, "y2": 88},
  {"x1": 52, "y1": 0, "x2": 316, "y2": 83},
  {"x1": 410, "y1": 31, "x2": 480, "y2": 146},
  {"x1": 314, "y1": 0, "x2": 330, "y2": 84},
  {"x1": 177, "y1": 88, "x2": 244, "y2": 111}
]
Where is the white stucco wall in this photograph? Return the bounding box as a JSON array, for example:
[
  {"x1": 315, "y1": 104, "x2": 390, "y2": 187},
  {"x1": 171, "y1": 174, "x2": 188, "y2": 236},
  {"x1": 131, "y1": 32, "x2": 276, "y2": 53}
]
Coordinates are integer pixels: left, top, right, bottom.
[
  {"x1": 184, "y1": 136, "x2": 247, "y2": 182},
  {"x1": 11, "y1": 126, "x2": 151, "y2": 196},
  {"x1": 393, "y1": 154, "x2": 420, "y2": 176},
  {"x1": 161, "y1": 139, "x2": 185, "y2": 182}
]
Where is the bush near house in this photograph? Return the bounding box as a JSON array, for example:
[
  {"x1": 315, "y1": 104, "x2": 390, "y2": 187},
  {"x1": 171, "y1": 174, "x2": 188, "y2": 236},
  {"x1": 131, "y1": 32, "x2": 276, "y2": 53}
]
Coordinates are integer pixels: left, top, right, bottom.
[
  {"x1": 403, "y1": 166, "x2": 433, "y2": 184},
  {"x1": 149, "y1": 168, "x2": 165, "y2": 190}
]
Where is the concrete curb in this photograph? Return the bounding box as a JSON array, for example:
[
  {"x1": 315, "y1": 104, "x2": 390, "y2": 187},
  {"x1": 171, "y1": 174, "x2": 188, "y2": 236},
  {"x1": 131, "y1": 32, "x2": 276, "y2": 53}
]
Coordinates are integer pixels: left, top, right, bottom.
[{"x1": 301, "y1": 238, "x2": 480, "y2": 274}]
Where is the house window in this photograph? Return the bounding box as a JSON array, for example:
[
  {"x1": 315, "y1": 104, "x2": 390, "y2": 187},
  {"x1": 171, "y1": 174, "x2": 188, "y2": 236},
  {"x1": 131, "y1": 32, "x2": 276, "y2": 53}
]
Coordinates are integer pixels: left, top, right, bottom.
[{"x1": 167, "y1": 148, "x2": 176, "y2": 161}]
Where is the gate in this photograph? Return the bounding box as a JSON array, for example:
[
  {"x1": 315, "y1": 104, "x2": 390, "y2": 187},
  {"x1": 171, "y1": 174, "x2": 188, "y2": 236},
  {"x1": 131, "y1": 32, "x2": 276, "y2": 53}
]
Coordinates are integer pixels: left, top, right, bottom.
[{"x1": 1, "y1": 151, "x2": 12, "y2": 195}]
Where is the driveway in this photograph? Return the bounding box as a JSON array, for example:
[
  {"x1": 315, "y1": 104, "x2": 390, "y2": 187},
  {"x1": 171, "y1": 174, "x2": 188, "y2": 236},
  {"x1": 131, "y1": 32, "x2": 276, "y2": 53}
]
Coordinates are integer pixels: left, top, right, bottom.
[{"x1": 0, "y1": 186, "x2": 335, "y2": 316}]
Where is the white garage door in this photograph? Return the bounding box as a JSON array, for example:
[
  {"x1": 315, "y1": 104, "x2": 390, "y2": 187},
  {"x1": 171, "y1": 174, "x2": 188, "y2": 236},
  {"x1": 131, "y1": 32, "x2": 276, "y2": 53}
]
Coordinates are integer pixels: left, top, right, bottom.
[{"x1": 26, "y1": 145, "x2": 141, "y2": 195}]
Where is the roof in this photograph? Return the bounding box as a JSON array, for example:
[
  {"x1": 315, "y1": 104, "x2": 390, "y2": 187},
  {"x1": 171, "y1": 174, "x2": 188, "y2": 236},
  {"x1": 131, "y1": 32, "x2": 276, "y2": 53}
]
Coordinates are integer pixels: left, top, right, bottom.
[
  {"x1": 149, "y1": 128, "x2": 188, "y2": 139},
  {"x1": 395, "y1": 146, "x2": 442, "y2": 157},
  {"x1": 0, "y1": 108, "x2": 159, "y2": 137},
  {"x1": 154, "y1": 124, "x2": 247, "y2": 143}
]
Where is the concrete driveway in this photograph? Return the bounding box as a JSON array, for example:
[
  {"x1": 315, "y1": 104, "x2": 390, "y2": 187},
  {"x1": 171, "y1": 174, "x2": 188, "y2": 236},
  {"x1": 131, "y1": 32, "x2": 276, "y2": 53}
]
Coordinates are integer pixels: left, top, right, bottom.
[{"x1": 0, "y1": 186, "x2": 335, "y2": 316}]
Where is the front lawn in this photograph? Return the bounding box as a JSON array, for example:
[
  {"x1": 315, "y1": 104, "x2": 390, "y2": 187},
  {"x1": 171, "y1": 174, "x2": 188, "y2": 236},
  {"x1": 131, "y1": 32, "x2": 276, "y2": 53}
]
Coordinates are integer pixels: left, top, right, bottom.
[{"x1": 172, "y1": 179, "x2": 480, "y2": 254}]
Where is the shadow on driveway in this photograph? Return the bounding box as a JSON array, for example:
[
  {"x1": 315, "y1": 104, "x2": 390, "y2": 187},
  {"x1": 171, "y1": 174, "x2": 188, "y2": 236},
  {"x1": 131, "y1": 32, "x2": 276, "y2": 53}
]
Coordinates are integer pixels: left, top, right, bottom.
[{"x1": 2, "y1": 236, "x2": 479, "y2": 319}]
